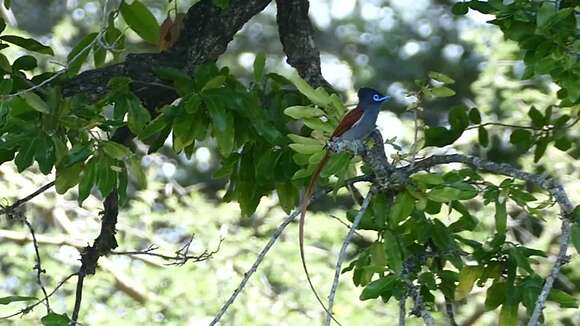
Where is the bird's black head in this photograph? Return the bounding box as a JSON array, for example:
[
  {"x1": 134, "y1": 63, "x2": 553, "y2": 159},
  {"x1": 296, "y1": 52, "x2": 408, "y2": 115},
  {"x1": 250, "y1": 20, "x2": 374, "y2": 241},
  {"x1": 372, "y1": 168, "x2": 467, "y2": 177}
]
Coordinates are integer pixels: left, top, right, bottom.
[{"x1": 357, "y1": 87, "x2": 391, "y2": 108}]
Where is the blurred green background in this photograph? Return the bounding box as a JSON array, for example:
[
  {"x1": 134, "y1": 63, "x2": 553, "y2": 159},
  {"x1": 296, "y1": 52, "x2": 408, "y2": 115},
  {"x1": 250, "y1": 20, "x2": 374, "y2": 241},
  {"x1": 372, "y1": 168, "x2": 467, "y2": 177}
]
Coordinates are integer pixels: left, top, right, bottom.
[{"x1": 0, "y1": 0, "x2": 578, "y2": 325}]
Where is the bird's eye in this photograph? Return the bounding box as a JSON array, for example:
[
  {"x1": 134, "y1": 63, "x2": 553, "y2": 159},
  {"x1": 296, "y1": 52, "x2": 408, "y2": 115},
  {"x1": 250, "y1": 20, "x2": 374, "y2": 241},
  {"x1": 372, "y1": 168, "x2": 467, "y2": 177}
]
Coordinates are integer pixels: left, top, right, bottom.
[{"x1": 372, "y1": 94, "x2": 380, "y2": 101}]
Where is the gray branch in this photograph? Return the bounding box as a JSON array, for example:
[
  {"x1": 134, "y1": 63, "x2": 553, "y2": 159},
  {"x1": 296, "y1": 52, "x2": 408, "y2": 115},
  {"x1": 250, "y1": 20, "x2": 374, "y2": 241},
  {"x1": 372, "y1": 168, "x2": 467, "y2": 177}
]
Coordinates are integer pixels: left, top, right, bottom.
[
  {"x1": 325, "y1": 189, "x2": 374, "y2": 326},
  {"x1": 209, "y1": 210, "x2": 300, "y2": 326}
]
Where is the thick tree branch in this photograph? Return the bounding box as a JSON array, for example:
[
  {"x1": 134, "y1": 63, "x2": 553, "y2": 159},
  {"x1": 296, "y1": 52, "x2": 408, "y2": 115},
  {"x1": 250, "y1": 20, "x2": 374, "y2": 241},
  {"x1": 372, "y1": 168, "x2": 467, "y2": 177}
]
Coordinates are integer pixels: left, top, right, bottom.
[
  {"x1": 63, "y1": 0, "x2": 272, "y2": 106},
  {"x1": 276, "y1": 0, "x2": 330, "y2": 88}
]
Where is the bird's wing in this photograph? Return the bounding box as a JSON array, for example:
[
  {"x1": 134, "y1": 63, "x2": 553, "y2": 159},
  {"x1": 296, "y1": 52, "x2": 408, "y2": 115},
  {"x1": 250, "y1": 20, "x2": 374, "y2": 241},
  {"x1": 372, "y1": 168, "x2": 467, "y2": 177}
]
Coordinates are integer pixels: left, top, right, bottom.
[{"x1": 331, "y1": 106, "x2": 363, "y2": 138}]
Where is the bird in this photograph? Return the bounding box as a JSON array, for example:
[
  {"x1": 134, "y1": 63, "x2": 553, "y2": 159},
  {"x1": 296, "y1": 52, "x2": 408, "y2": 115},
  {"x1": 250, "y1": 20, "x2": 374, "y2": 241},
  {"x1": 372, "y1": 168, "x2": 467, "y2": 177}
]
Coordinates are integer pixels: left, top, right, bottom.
[{"x1": 299, "y1": 87, "x2": 391, "y2": 324}]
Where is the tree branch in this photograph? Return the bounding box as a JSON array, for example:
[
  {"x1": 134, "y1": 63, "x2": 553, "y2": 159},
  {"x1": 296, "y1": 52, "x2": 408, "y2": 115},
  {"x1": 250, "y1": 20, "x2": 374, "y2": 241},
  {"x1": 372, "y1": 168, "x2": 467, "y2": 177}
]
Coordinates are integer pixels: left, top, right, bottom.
[
  {"x1": 209, "y1": 209, "x2": 300, "y2": 326},
  {"x1": 276, "y1": 0, "x2": 330, "y2": 88},
  {"x1": 325, "y1": 189, "x2": 374, "y2": 326},
  {"x1": 0, "y1": 181, "x2": 55, "y2": 216}
]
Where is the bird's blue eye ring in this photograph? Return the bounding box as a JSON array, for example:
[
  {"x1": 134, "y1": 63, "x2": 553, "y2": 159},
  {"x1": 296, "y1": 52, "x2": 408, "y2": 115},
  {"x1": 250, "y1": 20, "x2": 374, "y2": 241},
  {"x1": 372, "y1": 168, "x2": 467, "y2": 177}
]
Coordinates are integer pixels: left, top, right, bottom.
[{"x1": 372, "y1": 94, "x2": 380, "y2": 101}]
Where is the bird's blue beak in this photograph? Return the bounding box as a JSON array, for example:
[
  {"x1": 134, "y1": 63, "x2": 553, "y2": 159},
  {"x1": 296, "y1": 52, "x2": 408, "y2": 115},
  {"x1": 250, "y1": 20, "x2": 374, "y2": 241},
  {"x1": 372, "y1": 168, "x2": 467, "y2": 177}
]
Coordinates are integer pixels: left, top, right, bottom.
[{"x1": 378, "y1": 95, "x2": 391, "y2": 103}]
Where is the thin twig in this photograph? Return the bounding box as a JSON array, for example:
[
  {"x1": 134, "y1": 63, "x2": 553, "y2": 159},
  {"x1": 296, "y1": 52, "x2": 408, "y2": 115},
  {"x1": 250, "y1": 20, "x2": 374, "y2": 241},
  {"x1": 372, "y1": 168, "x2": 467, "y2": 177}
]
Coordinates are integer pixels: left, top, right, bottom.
[
  {"x1": 71, "y1": 273, "x2": 85, "y2": 325},
  {"x1": 0, "y1": 181, "x2": 55, "y2": 215},
  {"x1": 401, "y1": 257, "x2": 434, "y2": 326},
  {"x1": 325, "y1": 189, "x2": 374, "y2": 326},
  {"x1": 445, "y1": 296, "x2": 458, "y2": 326},
  {"x1": 112, "y1": 237, "x2": 223, "y2": 266},
  {"x1": 0, "y1": 273, "x2": 77, "y2": 320},
  {"x1": 23, "y1": 219, "x2": 50, "y2": 314},
  {"x1": 399, "y1": 295, "x2": 406, "y2": 326},
  {"x1": 527, "y1": 219, "x2": 572, "y2": 326},
  {"x1": 465, "y1": 122, "x2": 540, "y2": 131},
  {"x1": 408, "y1": 283, "x2": 434, "y2": 326},
  {"x1": 209, "y1": 210, "x2": 301, "y2": 326}
]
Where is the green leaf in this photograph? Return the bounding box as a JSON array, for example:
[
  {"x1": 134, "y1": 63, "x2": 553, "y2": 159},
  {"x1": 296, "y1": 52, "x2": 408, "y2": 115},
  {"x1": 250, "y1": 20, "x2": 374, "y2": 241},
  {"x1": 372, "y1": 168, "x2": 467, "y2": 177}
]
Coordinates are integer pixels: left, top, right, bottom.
[
  {"x1": 55, "y1": 163, "x2": 82, "y2": 194},
  {"x1": 510, "y1": 129, "x2": 533, "y2": 151},
  {"x1": 321, "y1": 152, "x2": 350, "y2": 178},
  {"x1": 528, "y1": 106, "x2": 544, "y2": 128},
  {"x1": 20, "y1": 92, "x2": 50, "y2": 114},
  {"x1": 495, "y1": 199, "x2": 507, "y2": 235},
  {"x1": 359, "y1": 275, "x2": 397, "y2": 300},
  {"x1": 509, "y1": 246, "x2": 532, "y2": 274},
  {"x1": 12, "y1": 55, "x2": 37, "y2": 71},
  {"x1": 140, "y1": 114, "x2": 170, "y2": 139},
  {"x1": 455, "y1": 266, "x2": 482, "y2": 300},
  {"x1": 431, "y1": 86, "x2": 456, "y2": 97},
  {"x1": 287, "y1": 134, "x2": 323, "y2": 146},
  {"x1": 383, "y1": 230, "x2": 402, "y2": 273},
  {"x1": 127, "y1": 157, "x2": 147, "y2": 188},
  {"x1": 426, "y1": 187, "x2": 462, "y2": 202},
  {"x1": 206, "y1": 98, "x2": 227, "y2": 131},
  {"x1": 253, "y1": 52, "x2": 266, "y2": 82},
  {"x1": 429, "y1": 71, "x2": 455, "y2": 84},
  {"x1": 120, "y1": 0, "x2": 160, "y2": 45},
  {"x1": 93, "y1": 43, "x2": 106, "y2": 67},
  {"x1": 172, "y1": 113, "x2": 195, "y2": 152},
  {"x1": 485, "y1": 281, "x2": 507, "y2": 311},
  {"x1": 554, "y1": 137, "x2": 571, "y2": 151},
  {"x1": 0, "y1": 35, "x2": 54, "y2": 55},
  {"x1": 533, "y1": 137, "x2": 550, "y2": 162},
  {"x1": 67, "y1": 32, "x2": 98, "y2": 76},
  {"x1": 202, "y1": 75, "x2": 226, "y2": 91},
  {"x1": 283, "y1": 105, "x2": 325, "y2": 119},
  {"x1": 303, "y1": 118, "x2": 335, "y2": 133},
  {"x1": 41, "y1": 312, "x2": 71, "y2": 326},
  {"x1": 468, "y1": 108, "x2": 481, "y2": 124},
  {"x1": 127, "y1": 96, "x2": 151, "y2": 135},
  {"x1": 424, "y1": 127, "x2": 461, "y2": 147},
  {"x1": 0, "y1": 295, "x2": 37, "y2": 305},
  {"x1": 451, "y1": 3, "x2": 469, "y2": 15},
  {"x1": 288, "y1": 74, "x2": 332, "y2": 108},
  {"x1": 288, "y1": 143, "x2": 324, "y2": 155},
  {"x1": 571, "y1": 224, "x2": 580, "y2": 254},
  {"x1": 499, "y1": 302, "x2": 518, "y2": 326},
  {"x1": 15, "y1": 138, "x2": 37, "y2": 172},
  {"x1": 96, "y1": 159, "x2": 117, "y2": 198},
  {"x1": 448, "y1": 106, "x2": 469, "y2": 131},
  {"x1": 78, "y1": 158, "x2": 97, "y2": 203},
  {"x1": 370, "y1": 241, "x2": 387, "y2": 268},
  {"x1": 411, "y1": 172, "x2": 444, "y2": 185},
  {"x1": 389, "y1": 191, "x2": 415, "y2": 225},
  {"x1": 213, "y1": 113, "x2": 235, "y2": 156},
  {"x1": 34, "y1": 136, "x2": 55, "y2": 174},
  {"x1": 0, "y1": 78, "x2": 12, "y2": 95},
  {"x1": 548, "y1": 289, "x2": 578, "y2": 308},
  {"x1": 276, "y1": 182, "x2": 298, "y2": 214},
  {"x1": 102, "y1": 141, "x2": 132, "y2": 160},
  {"x1": 478, "y1": 126, "x2": 489, "y2": 147},
  {"x1": 62, "y1": 144, "x2": 92, "y2": 168}
]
